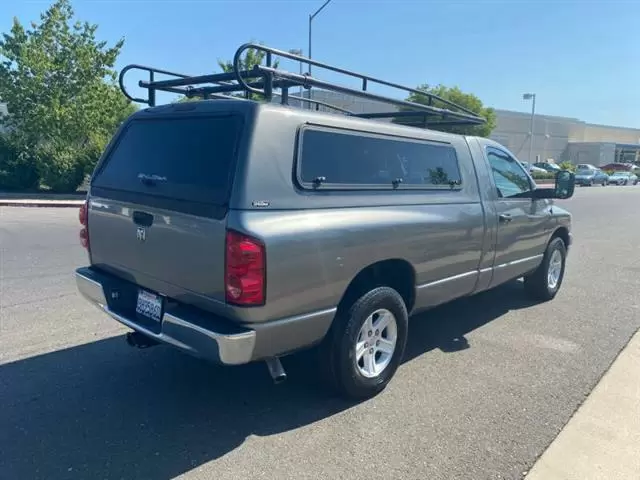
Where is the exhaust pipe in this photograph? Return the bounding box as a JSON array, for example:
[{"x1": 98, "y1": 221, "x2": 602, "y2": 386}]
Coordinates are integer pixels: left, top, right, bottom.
[
  {"x1": 125, "y1": 331, "x2": 159, "y2": 349},
  {"x1": 265, "y1": 357, "x2": 287, "y2": 384}
]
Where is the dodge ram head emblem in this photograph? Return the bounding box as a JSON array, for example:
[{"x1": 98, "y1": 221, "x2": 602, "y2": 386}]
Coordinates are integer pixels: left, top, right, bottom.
[{"x1": 136, "y1": 227, "x2": 146, "y2": 242}]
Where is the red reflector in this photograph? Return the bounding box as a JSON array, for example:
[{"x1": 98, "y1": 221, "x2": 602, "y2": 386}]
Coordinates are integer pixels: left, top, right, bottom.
[
  {"x1": 225, "y1": 230, "x2": 265, "y2": 306},
  {"x1": 79, "y1": 201, "x2": 88, "y2": 226},
  {"x1": 79, "y1": 200, "x2": 89, "y2": 250},
  {"x1": 80, "y1": 227, "x2": 89, "y2": 249}
]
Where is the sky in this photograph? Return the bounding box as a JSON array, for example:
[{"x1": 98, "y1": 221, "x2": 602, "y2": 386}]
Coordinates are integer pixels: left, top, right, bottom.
[{"x1": 3, "y1": 0, "x2": 640, "y2": 128}]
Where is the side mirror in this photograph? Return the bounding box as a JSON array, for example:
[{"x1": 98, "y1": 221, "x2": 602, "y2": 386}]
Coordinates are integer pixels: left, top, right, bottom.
[
  {"x1": 554, "y1": 170, "x2": 575, "y2": 199},
  {"x1": 533, "y1": 170, "x2": 575, "y2": 200}
]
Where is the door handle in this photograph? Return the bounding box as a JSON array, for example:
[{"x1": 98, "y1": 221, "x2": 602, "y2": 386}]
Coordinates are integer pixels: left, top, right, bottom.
[{"x1": 499, "y1": 213, "x2": 513, "y2": 224}]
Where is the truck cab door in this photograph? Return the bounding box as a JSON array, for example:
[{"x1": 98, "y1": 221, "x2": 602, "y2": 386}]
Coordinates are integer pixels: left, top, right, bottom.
[{"x1": 485, "y1": 146, "x2": 552, "y2": 288}]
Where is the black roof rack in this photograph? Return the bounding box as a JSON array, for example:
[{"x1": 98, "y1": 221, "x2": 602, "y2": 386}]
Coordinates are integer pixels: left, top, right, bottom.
[{"x1": 118, "y1": 43, "x2": 486, "y2": 128}]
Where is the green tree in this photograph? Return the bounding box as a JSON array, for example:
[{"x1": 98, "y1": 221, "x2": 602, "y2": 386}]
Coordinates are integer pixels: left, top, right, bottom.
[
  {"x1": 217, "y1": 44, "x2": 280, "y2": 102},
  {"x1": 175, "y1": 44, "x2": 279, "y2": 103},
  {"x1": 0, "y1": 0, "x2": 136, "y2": 192},
  {"x1": 394, "y1": 84, "x2": 496, "y2": 137},
  {"x1": 216, "y1": 45, "x2": 280, "y2": 74},
  {"x1": 558, "y1": 161, "x2": 575, "y2": 172}
]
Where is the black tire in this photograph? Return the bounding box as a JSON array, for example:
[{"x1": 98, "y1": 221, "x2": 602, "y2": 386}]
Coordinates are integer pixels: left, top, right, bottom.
[
  {"x1": 319, "y1": 286, "x2": 408, "y2": 400},
  {"x1": 524, "y1": 237, "x2": 567, "y2": 301}
]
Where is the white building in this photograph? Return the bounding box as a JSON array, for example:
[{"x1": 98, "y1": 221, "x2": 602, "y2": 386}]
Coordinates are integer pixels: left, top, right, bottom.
[{"x1": 491, "y1": 109, "x2": 640, "y2": 166}]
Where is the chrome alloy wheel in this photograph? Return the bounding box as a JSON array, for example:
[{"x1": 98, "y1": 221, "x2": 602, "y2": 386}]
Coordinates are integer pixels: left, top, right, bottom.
[
  {"x1": 547, "y1": 249, "x2": 563, "y2": 290},
  {"x1": 355, "y1": 308, "x2": 398, "y2": 378}
]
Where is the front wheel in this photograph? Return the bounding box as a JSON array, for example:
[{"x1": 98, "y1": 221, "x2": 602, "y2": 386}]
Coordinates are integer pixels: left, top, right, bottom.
[
  {"x1": 524, "y1": 237, "x2": 567, "y2": 301},
  {"x1": 319, "y1": 286, "x2": 409, "y2": 400}
]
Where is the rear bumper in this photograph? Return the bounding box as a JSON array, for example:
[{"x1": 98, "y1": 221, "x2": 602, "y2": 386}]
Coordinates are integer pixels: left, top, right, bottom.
[{"x1": 75, "y1": 267, "x2": 335, "y2": 365}]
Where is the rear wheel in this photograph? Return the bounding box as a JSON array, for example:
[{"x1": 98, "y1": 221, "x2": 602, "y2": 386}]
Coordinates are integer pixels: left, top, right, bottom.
[
  {"x1": 524, "y1": 237, "x2": 567, "y2": 301},
  {"x1": 319, "y1": 286, "x2": 408, "y2": 400}
]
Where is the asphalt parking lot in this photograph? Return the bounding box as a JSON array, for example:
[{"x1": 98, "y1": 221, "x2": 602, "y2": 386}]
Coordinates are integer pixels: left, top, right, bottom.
[{"x1": 1, "y1": 186, "x2": 639, "y2": 480}]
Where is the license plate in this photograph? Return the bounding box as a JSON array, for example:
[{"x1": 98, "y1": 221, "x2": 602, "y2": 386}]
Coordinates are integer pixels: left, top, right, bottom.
[{"x1": 135, "y1": 289, "x2": 163, "y2": 322}]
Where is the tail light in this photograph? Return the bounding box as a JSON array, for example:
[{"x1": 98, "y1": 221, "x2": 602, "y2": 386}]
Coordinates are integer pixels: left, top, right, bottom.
[
  {"x1": 79, "y1": 200, "x2": 89, "y2": 250},
  {"x1": 225, "y1": 230, "x2": 265, "y2": 306}
]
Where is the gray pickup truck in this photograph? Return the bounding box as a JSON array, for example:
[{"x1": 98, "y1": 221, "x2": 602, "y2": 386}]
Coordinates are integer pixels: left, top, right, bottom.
[{"x1": 76, "y1": 44, "x2": 575, "y2": 399}]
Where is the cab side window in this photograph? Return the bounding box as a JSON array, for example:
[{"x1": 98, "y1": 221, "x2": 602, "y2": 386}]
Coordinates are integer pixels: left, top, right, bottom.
[
  {"x1": 299, "y1": 128, "x2": 463, "y2": 189},
  {"x1": 486, "y1": 147, "x2": 532, "y2": 198}
]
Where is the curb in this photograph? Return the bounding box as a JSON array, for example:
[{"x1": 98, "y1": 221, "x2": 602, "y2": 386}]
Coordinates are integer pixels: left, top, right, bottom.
[
  {"x1": 0, "y1": 200, "x2": 84, "y2": 208},
  {"x1": 523, "y1": 328, "x2": 640, "y2": 480}
]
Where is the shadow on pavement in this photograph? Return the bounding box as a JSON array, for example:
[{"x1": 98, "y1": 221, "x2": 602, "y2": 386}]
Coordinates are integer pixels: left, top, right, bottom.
[
  {"x1": 405, "y1": 279, "x2": 536, "y2": 360},
  {"x1": 0, "y1": 281, "x2": 536, "y2": 480}
]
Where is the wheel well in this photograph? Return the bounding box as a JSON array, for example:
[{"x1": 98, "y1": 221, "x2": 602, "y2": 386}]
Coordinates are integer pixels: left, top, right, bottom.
[
  {"x1": 337, "y1": 259, "x2": 416, "y2": 314},
  {"x1": 551, "y1": 226, "x2": 570, "y2": 248}
]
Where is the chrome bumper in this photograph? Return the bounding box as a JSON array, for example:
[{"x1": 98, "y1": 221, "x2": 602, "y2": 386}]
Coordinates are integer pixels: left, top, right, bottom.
[
  {"x1": 76, "y1": 267, "x2": 336, "y2": 365},
  {"x1": 75, "y1": 268, "x2": 256, "y2": 365}
]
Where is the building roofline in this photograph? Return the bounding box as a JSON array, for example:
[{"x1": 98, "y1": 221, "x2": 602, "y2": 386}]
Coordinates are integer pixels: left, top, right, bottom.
[
  {"x1": 613, "y1": 142, "x2": 640, "y2": 149},
  {"x1": 494, "y1": 108, "x2": 640, "y2": 133},
  {"x1": 493, "y1": 108, "x2": 581, "y2": 123},
  {"x1": 568, "y1": 141, "x2": 640, "y2": 149},
  {"x1": 583, "y1": 122, "x2": 640, "y2": 133}
]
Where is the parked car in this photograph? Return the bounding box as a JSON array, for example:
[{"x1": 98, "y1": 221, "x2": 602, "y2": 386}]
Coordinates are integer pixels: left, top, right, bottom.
[
  {"x1": 75, "y1": 44, "x2": 576, "y2": 399},
  {"x1": 575, "y1": 167, "x2": 609, "y2": 186},
  {"x1": 576, "y1": 163, "x2": 597, "y2": 171},
  {"x1": 608, "y1": 171, "x2": 639, "y2": 185},
  {"x1": 521, "y1": 161, "x2": 548, "y2": 174},
  {"x1": 534, "y1": 162, "x2": 562, "y2": 172}
]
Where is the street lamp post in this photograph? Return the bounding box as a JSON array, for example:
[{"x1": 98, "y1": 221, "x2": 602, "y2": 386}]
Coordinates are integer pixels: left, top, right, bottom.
[
  {"x1": 288, "y1": 48, "x2": 304, "y2": 104},
  {"x1": 307, "y1": 0, "x2": 333, "y2": 108},
  {"x1": 523, "y1": 93, "x2": 536, "y2": 163}
]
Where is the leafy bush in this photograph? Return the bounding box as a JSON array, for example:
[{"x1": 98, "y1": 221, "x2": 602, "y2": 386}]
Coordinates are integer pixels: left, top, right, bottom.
[
  {"x1": 558, "y1": 162, "x2": 575, "y2": 172},
  {"x1": 34, "y1": 141, "x2": 88, "y2": 192},
  {"x1": 531, "y1": 171, "x2": 555, "y2": 180},
  {"x1": 0, "y1": 0, "x2": 136, "y2": 193},
  {"x1": 0, "y1": 135, "x2": 40, "y2": 191}
]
